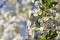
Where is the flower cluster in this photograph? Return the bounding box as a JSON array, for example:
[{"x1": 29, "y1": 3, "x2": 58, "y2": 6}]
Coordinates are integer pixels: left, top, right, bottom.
[{"x1": 0, "y1": 0, "x2": 60, "y2": 40}]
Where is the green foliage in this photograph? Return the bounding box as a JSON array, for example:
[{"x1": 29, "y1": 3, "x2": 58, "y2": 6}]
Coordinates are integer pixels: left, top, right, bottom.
[
  {"x1": 49, "y1": 30, "x2": 53, "y2": 36},
  {"x1": 39, "y1": 13, "x2": 43, "y2": 18},
  {"x1": 50, "y1": 31, "x2": 58, "y2": 39},
  {"x1": 32, "y1": 27, "x2": 39, "y2": 31},
  {"x1": 36, "y1": 21, "x2": 41, "y2": 26},
  {"x1": 46, "y1": 30, "x2": 58, "y2": 40},
  {"x1": 39, "y1": 0, "x2": 58, "y2": 18},
  {"x1": 34, "y1": 35, "x2": 39, "y2": 40},
  {"x1": 34, "y1": 0, "x2": 58, "y2": 40},
  {"x1": 50, "y1": 2, "x2": 58, "y2": 7},
  {"x1": 34, "y1": 35, "x2": 41, "y2": 40},
  {"x1": 42, "y1": 0, "x2": 51, "y2": 8},
  {"x1": 9, "y1": 22, "x2": 14, "y2": 24},
  {"x1": 34, "y1": 30, "x2": 58, "y2": 40},
  {"x1": 40, "y1": 34, "x2": 46, "y2": 40},
  {"x1": 40, "y1": 7, "x2": 45, "y2": 11},
  {"x1": 34, "y1": 34, "x2": 46, "y2": 40},
  {"x1": 19, "y1": 7, "x2": 23, "y2": 13},
  {"x1": 48, "y1": 2, "x2": 58, "y2": 8},
  {"x1": 38, "y1": 11, "x2": 44, "y2": 18},
  {"x1": 0, "y1": 34, "x2": 2, "y2": 38},
  {"x1": 41, "y1": 0, "x2": 58, "y2": 9},
  {"x1": 3, "y1": 16, "x2": 6, "y2": 20}
]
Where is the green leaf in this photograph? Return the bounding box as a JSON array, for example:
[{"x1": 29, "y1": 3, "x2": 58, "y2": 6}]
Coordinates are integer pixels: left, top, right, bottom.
[
  {"x1": 42, "y1": 0, "x2": 58, "y2": 9},
  {"x1": 39, "y1": 12, "x2": 44, "y2": 18},
  {"x1": 40, "y1": 13, "x2": 43, "y2": 17},
  {"x1": 50, "y1": 31, "x2": 58, "y2": 39},
  {"x1": 34, "y1": 34, "x2": 46, "y2": 40},
  {"x1": 40, "y1": 7, "x2": 45, "y2": 11},
  {"x1": 47, "y1": 0, "x2": 51, "y2": 5},
  {"x1": 49, "y1": 2, "x2": 58, "y2": 8},
  {"x1": 40, "y1": 34, "x2": 46, "y2": 40},
  {"x1": 42, "y1": 0, "x2": 46, "y2": 5},
  {"x1": 49, "y1": 30, "x2": 53, "y2": 36},
  {"x1": 42, "y1": 0, "x2": 51, "y2": 8},
  {"x1": 36, "y1": 21, "x2": 41, "y2": 26},
  {"x1": 51, "y1": 2, "x2": 58, "y2": 6},
  {"x1": 46, "y1": 0, "x2": 51, "y2": 8},
  {"x1": 34, "y1": 35, "x2": 41, "y2": 40},
  {"x1": 32, "y1": 27, "x2": 39, "y2": 31},
  {"x1": 19, "y1": 7, "x2": 23, "y2": 13},
  {"x1": 46, "y1": 30, "x2": 58, "y2": 40},
  {"x1": 3, "y1": 17, "x2": 6, "y2": 20},
  {"x1": 9, "y1": 22, "x2": 14, "y2": 24}
]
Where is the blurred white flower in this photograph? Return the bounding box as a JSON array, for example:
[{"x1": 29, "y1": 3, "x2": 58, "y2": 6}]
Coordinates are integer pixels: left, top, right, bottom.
[
  {"x1": 50, "y1": 16, "x2": 53, "y2": 19},
  {"x1": 3, "y1": 12, "x2": 9, "y2": 20},
  {"x1": 6, "y1": 24, "x2": 15, "y2": 31},
  {"x1": 43, "y1": 17, "x2": 49, "y2": 21},
  {"x1": 4, "y1": 12, "x2": 9, "y2": 17},
  {"x1": 3, "y1": 22, "x2": 9, "y2": 28},
  {"x1": 39, "y1": 27, "x2": 45, "y2": 32},
  {"x1": 1, "y1": 32, "x2": 9, "y2": 40},
  {"x1": 33, "y1": 13, "x2": 38, "y2": 16},
  {"x1": 33, "y1": 9, "x2": 40, "y2": 16},
  {"x1": 8, "y1": 0, "x2": 17, "y2": 6},
  {"x1": 31, "y1": 0, "x2": 35, "y2": 3},
  {"x1": 26, "y1": 0, "x2": 31, "y2": 3},
  {"x1": 16, "y1": 2, "x2": 19, "y2": 9},
  {"x1": 8, "y1": 16, "x2": 16, "y2": 23},
  {"x1": 55, "y1": 13, "x2": 60, "y2": 20},
  {"x1": 39, "y1": 0, "x2": 42, "y2": 4},
  {"x1": 3, "y1": 28, "x2": 9, "y2": 34},
  {"x1": 28, "y1": 10, "x2": 32, "y2": 18},
  {"x1": 49, "y1": 9, "x2": 56, "y2": 13},
  {"x1": 13, "y1": 34, "x2": 23, "y2": 40},
  {"x1": 0, "y1": 19, "x2": 4, "y2": 25},
  {"x1": 35, "y1": 1, "x2": 39, "y2": 7},
  {"x1": 27, "y1": 20, "x2": 31, "y2": 27},
  {"x1": 1, "y1": 8, "x2": 6, "y2": 15}
]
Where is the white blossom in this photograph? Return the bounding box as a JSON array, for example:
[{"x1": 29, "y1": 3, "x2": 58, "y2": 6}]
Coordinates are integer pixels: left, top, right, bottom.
[
  {"x1": 13, "y1": 34, "x2": 23, "y2": 40},
  {"x1": 43, "y1": 17, "x2": 49, "y2": 21},
  {"x1": 40, "y1": 27, "x2": 44, "y2": 31},
  {"x1": 35, "y1": 1, "x2": 39, "y2": 6},
  {"x1": 8, "y1": 16, "x2": 16, "y2": 23},
  {"x1": 0, "y1": 19, "x2": 4, "y2": 25},
  {"x1": 31, "y1": 0, "x2": 35, "y2": 3}
]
